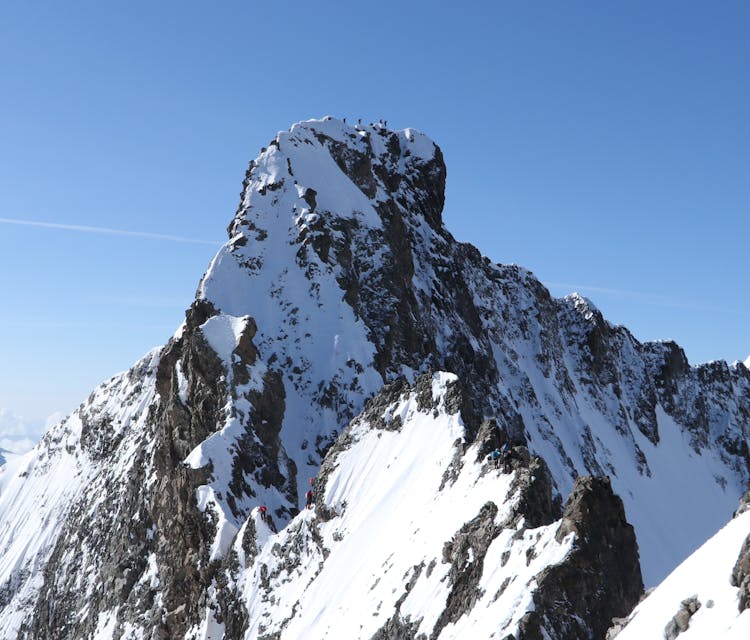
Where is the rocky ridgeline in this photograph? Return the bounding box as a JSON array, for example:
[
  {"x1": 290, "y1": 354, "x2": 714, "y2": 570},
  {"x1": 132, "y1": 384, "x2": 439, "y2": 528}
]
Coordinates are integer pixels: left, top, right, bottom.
[
  {"x1": 238, "y1": 372, "x2": 643, "y2": 640},
  {"x1": 0, "y1": 117, "x2": 746, "y2": 638}
]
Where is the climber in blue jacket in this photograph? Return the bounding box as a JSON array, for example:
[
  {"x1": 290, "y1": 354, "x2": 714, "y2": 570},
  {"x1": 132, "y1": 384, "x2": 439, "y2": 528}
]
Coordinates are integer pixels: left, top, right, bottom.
[{"x1": 489, "y1": 448, "x2": 502, "y2": 469}]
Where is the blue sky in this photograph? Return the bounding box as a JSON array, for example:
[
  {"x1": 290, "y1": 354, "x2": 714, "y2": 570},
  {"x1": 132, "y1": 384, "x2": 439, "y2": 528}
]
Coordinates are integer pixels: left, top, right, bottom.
[{"x1": 1, "y1": 1, "x2": 748, "y2": 422}]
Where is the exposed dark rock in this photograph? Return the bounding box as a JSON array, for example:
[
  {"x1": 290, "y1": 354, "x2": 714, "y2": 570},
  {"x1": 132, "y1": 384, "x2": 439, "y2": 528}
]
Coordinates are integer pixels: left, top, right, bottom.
[
  {"x1": 605, "y1": 616, "x2": 630, "y2": 639},
  {"x1": 301, "y1": 187, "x2": 317, "y2": 211},
  {"x1": 735, "y1": 486, "x2": 750, "y2": 517},
  {"x1": 507, "y1": 453, "x2": 562, "y2": 529},
  {"x1": 474, "y1": 418, "x2": 504, "y2": 463},
  {"x1": 731, "y1": 533, "x2": 750, "y2": 612},
  {"x1": 371, "y1": 565, "x2": 427, "y2": 640},
  {"x1": 185, "y1": 298, "x2": 219, "y2": 330},
  {"x1": 370, "y1": 616, "x2": 424, "y2": 640},
  {"x1": 663, "y1": 596, "x2": 701, "y2": 640},
  {"x1": 359, "y1": 377, "x2": 410, "y2": 431},
  {"x1": 518, "y1": 476, "x2": 643, "y2": 640},
  {"x1": 433, "y1": 502, "x2": 500, "y2": 638},
  {"x1": 215, "y1": 551, "x2": 250, "y2": 640}
]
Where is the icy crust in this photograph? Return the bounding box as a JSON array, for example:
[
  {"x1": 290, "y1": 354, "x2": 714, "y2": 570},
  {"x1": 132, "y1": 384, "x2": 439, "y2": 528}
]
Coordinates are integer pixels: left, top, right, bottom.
[
  {"x1": 616, "y1": 509, "x2": 750, "y2": 639},
  {"x1": 0, "y1": 349, "x2": 160, "y2": 637},
  {"x1": 237, "y1": 373, "x2": 575, "y2": 640}
]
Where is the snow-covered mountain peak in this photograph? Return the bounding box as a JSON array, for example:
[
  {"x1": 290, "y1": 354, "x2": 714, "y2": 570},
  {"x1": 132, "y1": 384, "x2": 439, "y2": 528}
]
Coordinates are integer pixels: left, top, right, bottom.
[
  {"x1": 0, "y1": 118, "x2": 748, "y2": 638},
  {"x1": 200, "y1": 116, "x2": 444, "y2": 299},
  {"x1": 565, "y1": 291, "x2": 603, "y2": 321},
  {"x1": 229, "y1": 115, "x2": 442, "y2": 239}
]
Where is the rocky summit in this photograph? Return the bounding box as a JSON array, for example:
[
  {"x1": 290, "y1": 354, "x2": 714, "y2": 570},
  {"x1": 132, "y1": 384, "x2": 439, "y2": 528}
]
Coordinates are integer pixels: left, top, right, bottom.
[{"x1": 0, "y1": 117, "x2": 748, "y2": 639}]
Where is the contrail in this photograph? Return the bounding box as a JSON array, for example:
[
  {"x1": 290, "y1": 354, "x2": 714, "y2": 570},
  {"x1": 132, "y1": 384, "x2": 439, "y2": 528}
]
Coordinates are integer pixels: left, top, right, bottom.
[{"x1": 0, "y1": 217, "x2": 223, "y2": 246}]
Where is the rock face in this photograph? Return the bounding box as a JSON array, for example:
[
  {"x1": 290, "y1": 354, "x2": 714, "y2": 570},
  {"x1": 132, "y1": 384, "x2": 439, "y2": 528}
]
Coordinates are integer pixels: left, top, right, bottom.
[
  {"x1": 731, "y1": 488, "x2": 750, "y2": 613},
  {"x1": 0, "y1": 117, "x2": 747, "y2": 638},
  {"x1": 517, "y1": 476, "x2": 643, "y2": 640},
  {"x1": 731, "y1": 534, "x2": 750, "y2": 612}
]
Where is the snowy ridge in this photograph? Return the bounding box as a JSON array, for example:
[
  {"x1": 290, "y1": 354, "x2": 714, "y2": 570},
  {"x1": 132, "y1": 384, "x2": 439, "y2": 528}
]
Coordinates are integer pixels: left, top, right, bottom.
[
  {"x1": 0, "y1": 349, "x2": 160, "y2": 637},
  {"x1": 230, "y1": 373, "x2": 578, "y2": 639},
  {"x1": 615, "y1": 509, "x2": 750, "y2": 639}
]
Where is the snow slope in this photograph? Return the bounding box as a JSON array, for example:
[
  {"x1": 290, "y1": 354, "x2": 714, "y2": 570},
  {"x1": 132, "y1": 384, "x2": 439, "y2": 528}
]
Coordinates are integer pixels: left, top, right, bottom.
[
  {"x1": 231, "y1": 373, "x2": 605, "y2": 640},
  {"x1": 0, "y1": 350, "x2": 160, "y2": 638},
  {"x1": 615, "y1": 509, "x2": 750, "y2": 639}
]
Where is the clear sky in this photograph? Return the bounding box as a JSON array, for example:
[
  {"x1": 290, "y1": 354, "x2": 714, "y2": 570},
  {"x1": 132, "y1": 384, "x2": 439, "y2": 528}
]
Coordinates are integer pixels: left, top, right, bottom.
[{"x1": 1, "y1": 1, "x2": 748, "y2": 425}]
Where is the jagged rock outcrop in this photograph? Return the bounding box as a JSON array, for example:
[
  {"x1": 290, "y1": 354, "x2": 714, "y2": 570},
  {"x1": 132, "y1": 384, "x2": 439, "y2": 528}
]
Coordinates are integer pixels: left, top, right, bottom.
[
  {"x1": 518, "y1": 476, "x2": 643, "y2": 640},
  {"x1": 731, "y1": 534, "x2": 750, "y2": 612},
  {"x1": 663, "y1": 595, "x2": 701, "y2": 639},
  {"x1": 731, "y1": 488, "x2": 750, "y2": 613},
  {"x1": 435, "y1": 502, "x2": 500, "y2": 636},
  {"x1": 507, "y1": 451, "x2": 561, "y2": 529}
]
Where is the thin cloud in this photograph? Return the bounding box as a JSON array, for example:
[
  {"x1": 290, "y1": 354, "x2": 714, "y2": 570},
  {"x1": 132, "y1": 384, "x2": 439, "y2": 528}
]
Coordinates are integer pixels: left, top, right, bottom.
[
  {"x1": 0, "y1": 318, "x2": 172, "y2": 331},
  {"x1": 544, "y1": 282, "x2": 667, "y2": 299},
  {"x1": 544, "y1": 281, "x2": 747, "y2": 316},
  {"x1": 0, "y1": 217, "x2": 223, "y2": 246},
  {"x1": 108, "y1": 295, "x2": 189, "y2": 309}
]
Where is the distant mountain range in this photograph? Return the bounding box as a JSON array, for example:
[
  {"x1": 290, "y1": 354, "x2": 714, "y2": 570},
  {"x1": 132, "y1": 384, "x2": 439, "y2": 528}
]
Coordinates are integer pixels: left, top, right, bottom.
[{"x1": 0, "y1": 118, "x2": 747, "y2": 639}]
